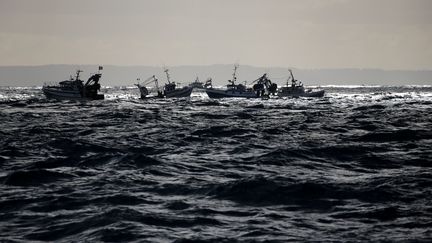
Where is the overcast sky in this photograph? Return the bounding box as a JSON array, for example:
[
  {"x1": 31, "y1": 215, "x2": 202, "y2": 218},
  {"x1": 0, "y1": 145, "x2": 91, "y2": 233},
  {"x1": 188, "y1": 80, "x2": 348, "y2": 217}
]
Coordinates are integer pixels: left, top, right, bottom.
[{"x1": 1, "y1": 0, "x2": 431, "y2": 69}]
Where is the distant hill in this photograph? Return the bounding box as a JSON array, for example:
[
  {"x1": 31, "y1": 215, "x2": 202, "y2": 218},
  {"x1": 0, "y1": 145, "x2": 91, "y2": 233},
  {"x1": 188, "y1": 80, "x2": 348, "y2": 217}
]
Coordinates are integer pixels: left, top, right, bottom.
[{"x1": 0, "y1": 64, "x2": 431, "y2": 87}]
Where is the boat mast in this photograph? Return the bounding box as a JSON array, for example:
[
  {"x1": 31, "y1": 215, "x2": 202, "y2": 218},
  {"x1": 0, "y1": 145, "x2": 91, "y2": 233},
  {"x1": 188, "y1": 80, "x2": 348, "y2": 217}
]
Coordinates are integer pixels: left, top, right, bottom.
[
  {"x1": 75, "y1": 70, "x2": 83, "y2": 81},
  {"x1": 288, "y1": 69, "x2": 296, "y2": 86},
  {"x1": 231, "y1": 64, "x2": 239, "y2": 85},
  {"x1": 154, "y1": 76, "x2": 159, "y2": 92},
  {"x1": 164, "y1": 68, "x2": 171, "y2": 84},
  {"x1": 289, "y1": 69, "x2": 295, "y2": 81}
]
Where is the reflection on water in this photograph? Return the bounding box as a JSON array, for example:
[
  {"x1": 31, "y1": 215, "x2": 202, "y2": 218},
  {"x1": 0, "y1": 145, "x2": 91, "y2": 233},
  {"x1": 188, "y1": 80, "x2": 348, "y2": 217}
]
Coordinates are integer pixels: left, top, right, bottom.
[{"x1": 0, "y1": 86, "x2": 431, "y2": 241}]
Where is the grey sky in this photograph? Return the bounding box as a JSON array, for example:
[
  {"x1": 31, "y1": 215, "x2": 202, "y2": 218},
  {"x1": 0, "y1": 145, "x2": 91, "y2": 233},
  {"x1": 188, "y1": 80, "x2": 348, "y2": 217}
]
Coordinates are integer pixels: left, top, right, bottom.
[{"x1": 1, "y1": 0, "x2": 431, "y2": 69}]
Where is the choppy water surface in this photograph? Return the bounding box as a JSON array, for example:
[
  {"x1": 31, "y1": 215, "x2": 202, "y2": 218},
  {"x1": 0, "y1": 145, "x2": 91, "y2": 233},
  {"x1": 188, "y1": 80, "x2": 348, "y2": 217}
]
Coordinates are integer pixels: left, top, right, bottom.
[{"x1": 1, "y1": 86, "x2": 431, "y2": 242}]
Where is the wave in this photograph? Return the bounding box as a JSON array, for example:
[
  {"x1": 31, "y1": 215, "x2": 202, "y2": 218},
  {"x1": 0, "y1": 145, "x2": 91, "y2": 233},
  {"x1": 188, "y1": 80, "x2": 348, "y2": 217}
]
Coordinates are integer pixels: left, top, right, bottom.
[
  {"x1": 357, "y1": 129, "x2": 432, "y2": 142},
  {"x1": 1, "y1": 85, "x2": 431, "y2": 241},
  {"x1": 3, "y1": 169, "x2": 76, "y2": 186},
  {"x1": 25, "y1": 207, "x2": 222, "y2": 241},
  {"x1": 191, "y1": 126, "x2": 255, "y2": 137}
]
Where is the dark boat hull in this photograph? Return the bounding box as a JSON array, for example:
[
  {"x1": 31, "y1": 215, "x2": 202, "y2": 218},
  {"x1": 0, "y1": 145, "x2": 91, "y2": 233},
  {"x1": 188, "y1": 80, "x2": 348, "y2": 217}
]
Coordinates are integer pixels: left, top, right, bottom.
[
  {"x1": 205, "y1": 88, "x2": 258, "y2": 99},
  {"x1": 165, "y1": 86, "x2": 193, "y2": 98},
  {"x1": 43, "y1": 87, "x2": 104, "y2": 100}
]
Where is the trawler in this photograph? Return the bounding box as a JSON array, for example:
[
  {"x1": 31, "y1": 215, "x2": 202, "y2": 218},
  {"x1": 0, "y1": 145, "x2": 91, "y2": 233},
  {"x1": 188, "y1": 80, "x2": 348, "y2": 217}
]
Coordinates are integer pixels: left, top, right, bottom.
[
  {"x1": 277, "y1": 70, "x2": 325, "y2": 98},
  {"x1": 135, "y1": 75, "x2": 163, "y2": 99},
  {"x1": 205, "y1": 64, "x2": 277, "y2": 99},
  {"x1": 162, "y1": 68, "x2": 193, "y2": 98},
  {"x1": 42, "y1": 67, "x2": 104, "y2": 100},
  {"x1": 136, "y1": 69, "x2": 192, "y2": 99}
]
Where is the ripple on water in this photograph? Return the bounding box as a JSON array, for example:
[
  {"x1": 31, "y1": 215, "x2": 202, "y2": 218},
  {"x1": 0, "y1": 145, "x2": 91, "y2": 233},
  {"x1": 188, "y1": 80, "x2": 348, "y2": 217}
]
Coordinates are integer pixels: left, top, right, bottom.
[{"x1": 0, "y1": 87, "x2": 431, "y2": 241}]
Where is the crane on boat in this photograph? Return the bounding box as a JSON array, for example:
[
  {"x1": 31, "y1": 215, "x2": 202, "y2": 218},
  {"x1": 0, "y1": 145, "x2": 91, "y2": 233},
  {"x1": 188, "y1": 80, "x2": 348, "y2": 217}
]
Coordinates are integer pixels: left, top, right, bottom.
[{"x1": 135, "y1": 75, "x2": 162, "y2": 98}]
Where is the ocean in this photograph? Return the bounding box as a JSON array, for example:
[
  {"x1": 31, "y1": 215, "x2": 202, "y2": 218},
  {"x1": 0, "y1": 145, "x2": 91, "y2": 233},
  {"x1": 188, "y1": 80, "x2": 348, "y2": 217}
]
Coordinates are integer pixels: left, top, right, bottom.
[{"x1": 1, "y1": 86, "x2": 431, "y2": 242}]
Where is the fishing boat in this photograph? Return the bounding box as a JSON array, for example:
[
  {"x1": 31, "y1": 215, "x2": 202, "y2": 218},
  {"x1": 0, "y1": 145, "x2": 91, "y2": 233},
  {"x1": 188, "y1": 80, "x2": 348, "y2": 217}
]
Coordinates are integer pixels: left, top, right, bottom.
[
  {"x1": 136, "y1": 69, "x2": 192, "y2": 99},
  {"x1": 42, "y1": 66, "x2": 104, "y2": 100},
  {"x1": 135, "y1": 75, "x2": 163, "y2": 99},
  {"x1": 162, "y1": 69, "x2": 193, "y2": 98},
  {"x1": 277, "y1": 70, "x2": 325, "y2": 98},
  {"x1": 205, "y1": 64, "x2": 257, "y2": 98},
  {"x1": 251, "y1": 73, "x2": 278, "y2": 98},
  {"x1": 205, "y1": 65, "x2": 277, "y2": 99}
]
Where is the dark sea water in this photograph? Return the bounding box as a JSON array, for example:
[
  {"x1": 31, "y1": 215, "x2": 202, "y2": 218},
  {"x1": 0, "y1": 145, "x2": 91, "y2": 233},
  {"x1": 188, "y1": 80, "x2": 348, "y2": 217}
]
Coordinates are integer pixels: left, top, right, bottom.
[{"x1": 1, "y1": 86, "x2": 431, "y2": 242}]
